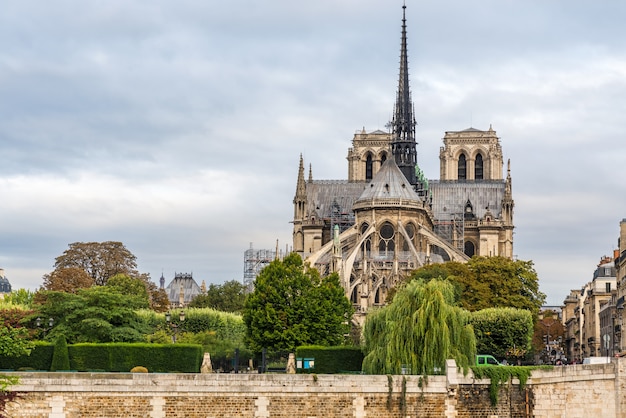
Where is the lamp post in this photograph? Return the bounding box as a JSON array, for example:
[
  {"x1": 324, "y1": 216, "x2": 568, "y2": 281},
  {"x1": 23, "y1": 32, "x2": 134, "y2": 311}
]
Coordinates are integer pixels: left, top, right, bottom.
[
  {"x1": 165, "y1": 311, "x2": 185, "y2": 343},
  {"x1": 36, "y1": 317, "x2": 54, "y2": 339}
]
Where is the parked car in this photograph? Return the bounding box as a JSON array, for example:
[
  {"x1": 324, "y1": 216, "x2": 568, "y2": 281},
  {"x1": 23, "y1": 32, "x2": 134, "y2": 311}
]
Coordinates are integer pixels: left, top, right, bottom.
[{"x1": 475, "y1": 354, "x2": 501, "y2": 366}]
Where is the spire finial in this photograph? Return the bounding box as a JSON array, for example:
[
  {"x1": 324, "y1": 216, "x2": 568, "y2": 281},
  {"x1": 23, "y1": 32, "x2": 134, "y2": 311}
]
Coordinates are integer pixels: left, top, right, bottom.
[{"x1": 295, "y1": 154, "x2": 307, "y2": 198}]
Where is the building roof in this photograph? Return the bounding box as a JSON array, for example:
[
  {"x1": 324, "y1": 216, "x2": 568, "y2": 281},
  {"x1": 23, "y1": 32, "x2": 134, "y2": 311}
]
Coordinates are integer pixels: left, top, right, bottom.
[
  {"x1": 429, "y1": 180, "x2": 506, "y2": 221},
  {"x1": 305, "y1": 180, "x2": 366, "y2": 220},
  {"x1": 165, "y1": 273, "x2": 202, "y2": 306},
  {"x1": 0, "y1": 269, "x2": 11, "y2": 293},
  {"x1": 353, "y1": 158, "x2": 424, "y2": 209}
]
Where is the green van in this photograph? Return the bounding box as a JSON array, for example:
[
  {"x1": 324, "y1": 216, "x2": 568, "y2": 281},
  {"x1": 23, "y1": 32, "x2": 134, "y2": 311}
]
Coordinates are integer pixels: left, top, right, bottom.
[{"x1": 475, "y1": 355, "x2": 501, "y2": 366}]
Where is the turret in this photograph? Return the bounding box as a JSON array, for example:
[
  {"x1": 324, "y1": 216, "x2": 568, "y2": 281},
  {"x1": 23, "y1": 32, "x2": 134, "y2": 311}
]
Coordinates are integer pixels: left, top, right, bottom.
[{"x1": 502, "y1": 159, "x2": 514, "y2": 226}]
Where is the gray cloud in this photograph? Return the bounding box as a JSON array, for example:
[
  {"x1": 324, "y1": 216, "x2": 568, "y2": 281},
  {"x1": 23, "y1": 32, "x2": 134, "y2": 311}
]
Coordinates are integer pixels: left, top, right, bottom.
[{"x1": 0, "y1": 1, "x2": 624, "y2": 305}]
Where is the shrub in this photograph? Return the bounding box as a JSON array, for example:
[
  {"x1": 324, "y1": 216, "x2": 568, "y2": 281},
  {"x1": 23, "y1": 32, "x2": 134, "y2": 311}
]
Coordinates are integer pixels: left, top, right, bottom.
[
  {"x1": 0, "y1": 342, "x2": 53, "y2": 371},
  {"x1": 130, "y1": 366, "x2": 148, "y2": 373},
  {"x1": 296, "y1": 346, "x2": 364, "y2": 374},
  {"x1": 50, "y1": 336, "x2": 70, "y2": 371}
]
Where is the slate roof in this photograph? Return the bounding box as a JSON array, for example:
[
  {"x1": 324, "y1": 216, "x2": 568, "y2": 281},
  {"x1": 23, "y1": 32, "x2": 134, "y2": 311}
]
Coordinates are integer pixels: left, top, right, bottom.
[
  {"x1": 165, "y1": 273, "x2": 202, "y2": 306},
  {"x1": 354, "y1": 158, "x2": 423, "y2": 208},
  {"x1": 305, "y1": 180, "x2": 366, "y2": 220},
  {"x1": 429, "y1": 180, "x2": 506, "y2": 221}
]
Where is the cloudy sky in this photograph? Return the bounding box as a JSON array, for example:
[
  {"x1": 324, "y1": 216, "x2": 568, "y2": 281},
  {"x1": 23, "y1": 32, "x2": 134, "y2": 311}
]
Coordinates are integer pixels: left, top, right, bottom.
[{"x1": 1, "y1": 1, "x2": 625, "y2": 305}]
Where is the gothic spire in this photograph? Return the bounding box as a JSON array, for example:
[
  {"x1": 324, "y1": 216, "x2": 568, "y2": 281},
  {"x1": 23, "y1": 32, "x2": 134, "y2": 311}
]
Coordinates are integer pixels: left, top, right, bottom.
[
  {"x1": 390, "y1": 3, "x2": 417, "y2": 186},
  {"x1": 295, "y1": 154, "x2": 306, "y2": 198}
]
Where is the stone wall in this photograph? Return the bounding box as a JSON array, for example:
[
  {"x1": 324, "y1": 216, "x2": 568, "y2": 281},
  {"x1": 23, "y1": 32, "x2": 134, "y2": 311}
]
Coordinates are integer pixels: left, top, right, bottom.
[
  {"x1": 529, "y1": 362, "x2": 617, "y2": 418},
  {"x1": 4, "y1": 359, "x2": 626, "y2": 417}
]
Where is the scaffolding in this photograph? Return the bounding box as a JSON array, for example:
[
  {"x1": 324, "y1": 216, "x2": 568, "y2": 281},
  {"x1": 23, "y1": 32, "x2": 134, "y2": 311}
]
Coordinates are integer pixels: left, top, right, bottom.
[
  {"x1": 329, "y1": 199, "x2": 355, "y2": 236},
  {"x1": 243, "y1": 243, "x2": 276, "y2": 290},
  {"x1": 433, "y1": 214, "x2": 465, "y2": 253}
]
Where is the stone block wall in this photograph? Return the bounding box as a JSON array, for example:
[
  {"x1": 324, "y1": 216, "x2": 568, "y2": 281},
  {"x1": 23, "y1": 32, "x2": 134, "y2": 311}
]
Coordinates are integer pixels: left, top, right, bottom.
[
  {"x1": 529, "y1": 363, "x2": 617, "y2": 418},
  {"x1": 4, "y1": 359, "x2": 626, "y2": 417}
]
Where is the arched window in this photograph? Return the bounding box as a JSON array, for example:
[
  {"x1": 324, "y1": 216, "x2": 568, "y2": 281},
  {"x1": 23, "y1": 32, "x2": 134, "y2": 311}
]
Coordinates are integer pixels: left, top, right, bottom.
[
  {"x1": 350, "y1": 286, "x2": 358, "y2": 304},
  {"x1": 360, "y1": 222, "x2": 371, "y2": 255},
  {"x1": 365, "y1": 153, "x2": 373, "y2": 181},
  {"x1": 378, "y1": 222, "x2": 395, "y2": 255},
  {"x1": 464, "y1": 241, "x2": 475, "y2": 257},
  {"x1": 381, "y1": 153, "x2": 387, "y2": 164},
  {"x1": 374, "y1": 287, "x2": 381, "y2": 304},
  {"x1": 458, "y1": 153, "x2": 467, "y2": 180},
  {"x1": 475, "y1": 153, "x2": 484, "y2": 180},
  {"x1": 403, "y1": 223, "x2": 416, "y2": 251}
]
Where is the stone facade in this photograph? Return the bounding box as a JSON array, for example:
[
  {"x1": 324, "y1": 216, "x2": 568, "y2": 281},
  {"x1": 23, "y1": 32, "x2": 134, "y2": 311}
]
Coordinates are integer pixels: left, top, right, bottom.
[
  {"x1": 6, "y1": 359, "x2": 626, "y2": 417},
  {"x1": 291, "y1": 5, "x2": 514, "y2": 324},
  {"x1": 562, "y1": 254, "x2": 618, "y2": 360}
]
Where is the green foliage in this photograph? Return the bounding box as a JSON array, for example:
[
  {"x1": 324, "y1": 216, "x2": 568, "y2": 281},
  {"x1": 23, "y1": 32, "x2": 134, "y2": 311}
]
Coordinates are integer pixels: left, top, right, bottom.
[
  {"x1": 0, "y1": 342, "x2": 53, "y2": 371},
  {"x1": 189, "y1": 280, "x2": 247, "y2": 313},
  {"x1": 0, "y1": 375, "x2": 18, "y2": 392},
  {"x1": 0, "y1": 341, "x2": 204, "y2": 373},
  {"x1": 386, "y1": 375, "x2": 393, "y2": 410},
  {"x1": 409, "y1": 257, "x2": 545, "y2": 316},
  {"x1": 471, "y1": 365, "x2": 551, "y2": 406},
  {"x1": 106, "y1": 274, "x2": 150, "y2": 308},
  {"x1": 140, "y1": 308, "x2": 248, "y2": 369},
  {"x1": 34, "y1": 287, "x2": 150, "y2": 343},
  {"x1": 0, "y1": 374, "x2": 20, "y2": 418},
  {"x1": 243, "y1": 253, "x2": 353, "y2": 353},
  {"x1": 0, "y1": 326, "x2": 35, "y2": 358},
  {"x1": 67, "y1": 343, "x2": 202, "y2": 373},
  {"x1": 50, "y1": 336, "x2": 70, "y2": 371},
  {"x1": 295, "y1": 346, "x2": 364, "y2": 374},
  {"x1": 471, "y1": 308, "x2": 534, "y2": 360},
  {"x1": 362, "y1": 279, "x2": 476, "y2": 375},
  {"x1": 2, "y1": 289, "x2": 35, "y2": 308}
]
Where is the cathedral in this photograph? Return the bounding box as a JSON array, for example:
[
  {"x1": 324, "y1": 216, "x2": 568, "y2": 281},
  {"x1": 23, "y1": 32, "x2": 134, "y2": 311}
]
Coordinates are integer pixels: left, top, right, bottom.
[{"x1": 292, "y1": 5, "x2": 514, "y2": 324}]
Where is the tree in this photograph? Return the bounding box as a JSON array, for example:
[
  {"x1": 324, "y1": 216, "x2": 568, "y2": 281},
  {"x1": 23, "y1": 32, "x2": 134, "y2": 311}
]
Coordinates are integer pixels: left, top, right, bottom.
[
  {"x1": 145, "y1": 280, "x2": 170, "y2": 313},
  {"x1": 408, "y1": 256, "x2": 545, "y2": 316},
  {"x1": 34, "y1": 287, "x2": 150, "y2": 343},
  {"x1": 362, "y1": 279, "x2": 476, "y2": 375},
  {"x1": 0, "y1": 326, "x2": 34, "y2": 357},
  {"x1": 532, "y1": 310, "x2": 565, "y2": 360},
  {"x1": 106, "y1": 274, "x2": 150, "y2": 306},
  {"x1": 471, "y1": 307, "x2": 534, "y2": 361},
  {"x1": 189, "y1": 280, "x2": 246, "y2": 312},
  {"x1": 41, "y1": 267, "x2": 95, "y2": 293},
  {"x1": 52, "y1": 241, "x2": 139, "y2": 286},
  {"x1": 50, "y1": 336, "x2": 70, "y2": 371},
  {"x1": 243, "y1": 253, "x2": 353, "y2": 353},
  {"x1": 2, "y1": 289, "x2": 36, "y2": 308}
]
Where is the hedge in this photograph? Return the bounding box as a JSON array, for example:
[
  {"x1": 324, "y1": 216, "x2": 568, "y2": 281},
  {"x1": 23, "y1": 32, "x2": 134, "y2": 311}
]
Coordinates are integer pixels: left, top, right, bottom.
[
  {"x1": 295, "y1": 346, "x2": 364, "y2": 374},
  {"x1": 0, "y1": 343, "x2": 203, "y2": 373},
  {"x1": 0, "y1": 342, "x2": 53, "y2": 371}
]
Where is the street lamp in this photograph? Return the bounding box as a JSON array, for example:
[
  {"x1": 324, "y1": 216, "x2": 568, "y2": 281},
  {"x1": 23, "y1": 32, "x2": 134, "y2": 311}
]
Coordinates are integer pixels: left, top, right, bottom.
[
  {"x1": 165, "y1": 311, "x2": 185, "y2": 343},
  {"x1": 36, "y1": 317, "x2": 54, "y2": 339}
]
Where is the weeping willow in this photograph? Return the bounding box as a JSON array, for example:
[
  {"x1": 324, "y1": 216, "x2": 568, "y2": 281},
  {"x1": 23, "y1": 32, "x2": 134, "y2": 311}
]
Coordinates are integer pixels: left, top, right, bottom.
[{"x1": 362, "y1": 279, "x2": 476, "y2": 375}]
